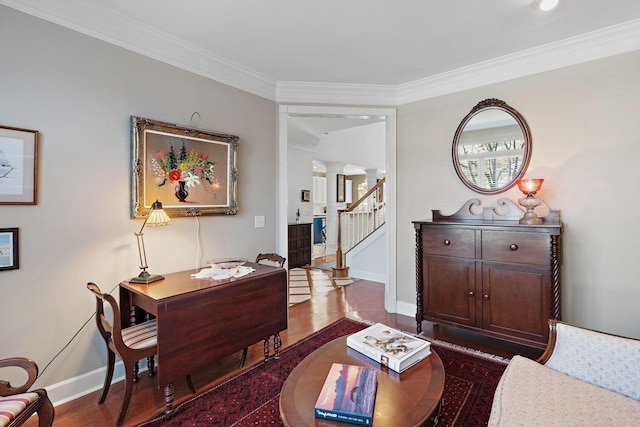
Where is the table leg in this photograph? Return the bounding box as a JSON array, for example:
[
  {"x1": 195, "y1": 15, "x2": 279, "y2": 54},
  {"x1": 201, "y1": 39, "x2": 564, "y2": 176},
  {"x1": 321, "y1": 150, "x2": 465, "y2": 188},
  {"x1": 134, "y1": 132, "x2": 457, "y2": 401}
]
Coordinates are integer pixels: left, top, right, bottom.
[
  {"x1": 263, "y1": 337, "x2": 270, "y2": 361},
  {"x1": 147, "y1": 356, "x2": 155, "y2": 377},
  {"x1": 164, "y1": 383, "x2": 174, "y2": 413},
  {"x1": 129, "y1": 305, "x2": 141, "y2": 382},
  {"x1": 274, "y1": 333, "x2": 282, "y2": 359}
]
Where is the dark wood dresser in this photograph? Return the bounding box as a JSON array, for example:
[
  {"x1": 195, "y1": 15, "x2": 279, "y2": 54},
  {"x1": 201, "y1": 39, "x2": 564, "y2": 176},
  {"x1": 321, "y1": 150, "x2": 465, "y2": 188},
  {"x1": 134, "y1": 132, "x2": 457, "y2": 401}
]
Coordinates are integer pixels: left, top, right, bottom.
[
  {"x1": 288, "y1": 223, "x2": 312, "y2": 268},
  {"x1": 413, "y1": 199, "x2": 562, "y2": 349}
]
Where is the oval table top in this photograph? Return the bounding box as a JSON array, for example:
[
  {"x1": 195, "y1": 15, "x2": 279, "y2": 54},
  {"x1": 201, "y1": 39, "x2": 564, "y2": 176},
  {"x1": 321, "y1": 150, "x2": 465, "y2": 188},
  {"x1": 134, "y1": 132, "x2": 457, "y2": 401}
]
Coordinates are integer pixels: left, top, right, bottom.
[{"x1": 279, "y1": 335, "x2": 445, "y2": 427}]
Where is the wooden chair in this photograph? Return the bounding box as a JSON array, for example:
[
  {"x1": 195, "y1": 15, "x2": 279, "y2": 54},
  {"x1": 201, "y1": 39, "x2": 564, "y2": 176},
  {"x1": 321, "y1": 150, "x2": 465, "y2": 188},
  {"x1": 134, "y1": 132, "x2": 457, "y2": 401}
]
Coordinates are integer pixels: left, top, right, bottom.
[
  {"x1": 237, "y1": 253, "x2": 287, "y2": 368},
  {"x1": 0, "y1": 357, "x2": 54, "y2": 427},
  {"x1": 87, "y1": 282, "x2": 196, "y2": 426},
  {"x1": 255, "y1": 253, "x2": 286, "y2": 268}
]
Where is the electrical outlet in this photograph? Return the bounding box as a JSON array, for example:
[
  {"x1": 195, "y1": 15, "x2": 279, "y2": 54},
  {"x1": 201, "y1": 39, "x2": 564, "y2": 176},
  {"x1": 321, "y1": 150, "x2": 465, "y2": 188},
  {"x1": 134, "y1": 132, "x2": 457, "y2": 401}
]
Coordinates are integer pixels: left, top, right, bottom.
[{"x1": 254, "y1": 215, "x2": 265, "y2": 228}]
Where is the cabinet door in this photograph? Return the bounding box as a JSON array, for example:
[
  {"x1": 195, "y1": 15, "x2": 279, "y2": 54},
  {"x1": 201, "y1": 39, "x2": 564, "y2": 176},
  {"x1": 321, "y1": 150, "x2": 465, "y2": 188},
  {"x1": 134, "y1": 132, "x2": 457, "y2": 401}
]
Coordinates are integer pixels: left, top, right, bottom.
[
  {"x1": 299, "y1": 224, "x2": 311, "y2": 266},
  {"x1": 423, "y1": 256, "x2": 477, "y2": 326},
  {"x1": 288, "y1": 224, "x2": 311, "y2": 268},
  {"x1": 482, "y1": 262, "x2": 551, "y2": 345}
]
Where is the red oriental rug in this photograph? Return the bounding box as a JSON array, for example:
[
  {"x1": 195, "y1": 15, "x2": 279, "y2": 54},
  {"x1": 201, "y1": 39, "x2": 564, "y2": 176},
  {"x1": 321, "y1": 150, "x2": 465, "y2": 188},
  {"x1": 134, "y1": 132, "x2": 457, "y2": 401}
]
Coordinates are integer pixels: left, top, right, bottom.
[{"x1": 138, "y1": 317, "x2": 507, "y2": 427}]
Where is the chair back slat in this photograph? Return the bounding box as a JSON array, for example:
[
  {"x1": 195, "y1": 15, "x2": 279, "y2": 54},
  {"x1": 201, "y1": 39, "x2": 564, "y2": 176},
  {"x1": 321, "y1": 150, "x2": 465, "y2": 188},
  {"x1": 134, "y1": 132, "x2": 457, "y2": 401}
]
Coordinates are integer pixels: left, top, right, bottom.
[{"x1": 86, "y1": 283, "x2": 126, "y2": 349}]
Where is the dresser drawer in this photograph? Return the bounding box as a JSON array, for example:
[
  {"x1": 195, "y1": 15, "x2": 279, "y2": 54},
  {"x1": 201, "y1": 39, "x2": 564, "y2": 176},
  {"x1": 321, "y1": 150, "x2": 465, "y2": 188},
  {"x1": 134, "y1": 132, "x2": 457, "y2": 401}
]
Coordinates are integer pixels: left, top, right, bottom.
[
  {"x1": 422, "y1": 228, "x2": 476, "y2": 258},
  {"x1": 482, "y1": 231, "x2": 549, "y2": 265}
]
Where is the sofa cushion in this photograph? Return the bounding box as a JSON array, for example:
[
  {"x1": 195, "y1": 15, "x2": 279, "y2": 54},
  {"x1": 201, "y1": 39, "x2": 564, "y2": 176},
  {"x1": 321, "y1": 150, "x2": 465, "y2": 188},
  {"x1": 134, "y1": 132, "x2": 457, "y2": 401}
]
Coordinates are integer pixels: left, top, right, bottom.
[
  {"x1": 545, "y1": 322, "x2": 640, "y2": 400},
  {"x1": 488, "y1": 355, "x2": 640, "y2": 427}
]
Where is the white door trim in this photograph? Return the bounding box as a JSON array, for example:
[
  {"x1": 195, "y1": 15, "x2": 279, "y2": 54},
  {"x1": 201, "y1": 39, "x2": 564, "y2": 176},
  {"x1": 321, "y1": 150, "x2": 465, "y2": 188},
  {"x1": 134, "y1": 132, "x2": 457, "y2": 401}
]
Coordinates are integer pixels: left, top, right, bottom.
[{"x1": 277, "y1": 105, "x2": 397, "y2": 313}]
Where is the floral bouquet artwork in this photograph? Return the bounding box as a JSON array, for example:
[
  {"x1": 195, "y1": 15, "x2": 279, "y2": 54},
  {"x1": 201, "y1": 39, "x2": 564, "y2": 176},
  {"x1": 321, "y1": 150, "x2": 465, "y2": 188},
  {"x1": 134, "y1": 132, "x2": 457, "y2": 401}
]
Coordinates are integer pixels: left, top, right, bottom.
[{"x1": 151, "y1": 141, "x2": 220, "y2": 202}]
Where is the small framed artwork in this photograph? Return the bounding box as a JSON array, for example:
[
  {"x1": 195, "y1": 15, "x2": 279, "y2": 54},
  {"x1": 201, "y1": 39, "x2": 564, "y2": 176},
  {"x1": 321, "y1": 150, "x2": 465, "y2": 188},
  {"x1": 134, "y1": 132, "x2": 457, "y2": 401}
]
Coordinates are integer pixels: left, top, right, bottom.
[
  {"x1": 301, "y1": 189, "x2": 310, "y2": 202},
  {"x1": 337, "y1": 174, "x2": 346, "y2": 202},
  {"x1": 0, "y1": 228, "x2": 19, "y2": 271},
  {"x1": 0, "y1": 125, "x2": 38, "y2": 205},
  {"x1": 131, "y1": 116, "x2": 239, "y2": 218}
]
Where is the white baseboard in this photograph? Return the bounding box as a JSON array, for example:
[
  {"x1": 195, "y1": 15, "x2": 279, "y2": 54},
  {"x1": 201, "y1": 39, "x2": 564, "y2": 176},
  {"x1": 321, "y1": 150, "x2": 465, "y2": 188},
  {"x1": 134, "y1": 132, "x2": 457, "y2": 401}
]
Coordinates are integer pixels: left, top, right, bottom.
[
  {"x1": 347, "y1": 269, "x2": 385, "y2": 283},
  {"x1": 45, "y1": 360, "x2": 149, "y2": 407},
  {"x1": 396, "y1": 300, "x2": 416, "y2": 319}
]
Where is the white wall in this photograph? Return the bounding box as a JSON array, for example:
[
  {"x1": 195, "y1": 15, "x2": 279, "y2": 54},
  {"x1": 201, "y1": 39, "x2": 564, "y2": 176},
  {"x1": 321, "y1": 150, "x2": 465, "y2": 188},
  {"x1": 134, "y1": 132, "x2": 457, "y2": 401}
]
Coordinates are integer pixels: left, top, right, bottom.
[
  {"x1": 397, "y1": 50, "x2": 640, "y2": 339},
  {"x1": 287, "y1": 146, "x2": 314, "y2": 224},
  {"x1": 346, "y1": 224, "x2": 386, "y2": 283},
  {"x1": 0, "y1": 6, "x2": 276, "y2": 388}
]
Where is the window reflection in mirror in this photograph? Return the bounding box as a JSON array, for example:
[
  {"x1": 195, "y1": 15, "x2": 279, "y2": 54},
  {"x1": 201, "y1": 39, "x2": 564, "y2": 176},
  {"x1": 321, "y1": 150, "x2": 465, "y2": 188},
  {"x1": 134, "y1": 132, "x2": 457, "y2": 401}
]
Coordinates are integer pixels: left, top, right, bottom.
[{"x1": 452, "y1": 99, "x2": 531, "y2": 194}]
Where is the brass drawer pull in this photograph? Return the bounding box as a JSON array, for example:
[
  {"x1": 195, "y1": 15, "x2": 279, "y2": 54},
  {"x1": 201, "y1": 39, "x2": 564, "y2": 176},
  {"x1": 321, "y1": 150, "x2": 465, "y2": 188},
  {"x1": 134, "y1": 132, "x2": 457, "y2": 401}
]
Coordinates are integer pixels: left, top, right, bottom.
[
  {"x1": 509, "y1": 244, "x2": 518, "y2": 251},
  {"x1": 468, "y1": 291, "x2": 475, "y2": 297},
  {"x1": 443, "y1": 239, "x2": 451, "y2": 246},
  {"x1": 483, "y1": 294, "x2": 490, "y2": 300}
]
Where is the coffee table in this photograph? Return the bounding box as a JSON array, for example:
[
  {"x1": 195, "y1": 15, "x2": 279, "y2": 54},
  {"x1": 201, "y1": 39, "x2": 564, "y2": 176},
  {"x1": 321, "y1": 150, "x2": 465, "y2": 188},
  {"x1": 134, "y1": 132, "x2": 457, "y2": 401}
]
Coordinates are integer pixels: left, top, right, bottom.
[{"x1": 279, "y1": 335, "x2": 445, "y2": 427}]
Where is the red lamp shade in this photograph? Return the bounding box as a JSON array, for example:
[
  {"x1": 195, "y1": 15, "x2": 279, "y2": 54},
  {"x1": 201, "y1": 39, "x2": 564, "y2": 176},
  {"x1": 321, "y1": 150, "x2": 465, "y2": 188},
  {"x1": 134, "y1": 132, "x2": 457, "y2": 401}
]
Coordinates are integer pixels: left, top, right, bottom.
[{"x1": 517, "y1": 178, "x2": 544, "y2": 195}]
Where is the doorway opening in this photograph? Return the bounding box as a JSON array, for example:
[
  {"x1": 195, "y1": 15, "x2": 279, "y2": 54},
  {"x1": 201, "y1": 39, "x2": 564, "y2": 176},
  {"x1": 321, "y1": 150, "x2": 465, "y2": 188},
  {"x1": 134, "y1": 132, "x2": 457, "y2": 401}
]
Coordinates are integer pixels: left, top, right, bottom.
[{"x1": 277, "y1": 105, "x2": 397, "y2": 313}]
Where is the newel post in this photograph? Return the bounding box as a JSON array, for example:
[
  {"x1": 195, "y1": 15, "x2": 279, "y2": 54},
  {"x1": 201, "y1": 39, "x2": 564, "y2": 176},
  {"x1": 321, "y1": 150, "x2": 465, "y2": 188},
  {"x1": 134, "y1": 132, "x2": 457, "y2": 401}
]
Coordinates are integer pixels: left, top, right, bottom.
[{"x1": 332, "y1": 209, "x2": 349, "y2": 278}]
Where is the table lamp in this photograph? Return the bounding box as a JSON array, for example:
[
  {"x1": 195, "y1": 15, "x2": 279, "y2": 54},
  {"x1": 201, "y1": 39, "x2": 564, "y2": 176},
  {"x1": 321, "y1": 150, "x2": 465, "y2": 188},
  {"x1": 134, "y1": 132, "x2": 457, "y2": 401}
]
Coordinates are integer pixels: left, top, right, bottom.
[
  {"x1": 516, "y1": 178, "x2": 544, "y2": 225},
  {"x1": 130, "y1": 199, "x2": 172, "y2": 283}
]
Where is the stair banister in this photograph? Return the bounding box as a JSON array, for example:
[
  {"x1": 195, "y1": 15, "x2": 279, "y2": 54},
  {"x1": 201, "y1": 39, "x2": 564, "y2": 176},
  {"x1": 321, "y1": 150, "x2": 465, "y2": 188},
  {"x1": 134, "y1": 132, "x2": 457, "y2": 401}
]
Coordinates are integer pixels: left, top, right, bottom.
[{"x1": 333, "y1": 177, "x2": 386, "y2": 278}]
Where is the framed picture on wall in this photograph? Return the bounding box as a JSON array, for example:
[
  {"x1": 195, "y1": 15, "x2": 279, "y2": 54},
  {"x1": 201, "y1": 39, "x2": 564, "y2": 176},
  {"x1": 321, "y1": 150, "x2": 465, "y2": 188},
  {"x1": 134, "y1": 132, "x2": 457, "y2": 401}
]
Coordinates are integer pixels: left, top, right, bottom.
[
  {"x1": 131, "y1": 116, "x2": 239, "y2": 218},
  {"x1": 0, "y1": 125, "x2": 38, "y2": 205},
  {"x1": 0, "y1": 228, "x2": 19, "y2": 271},
  {"x1": 337, "y1": 174, "x2": 346, "y2": 202},
  {"x1": 301, "y1": 189, "x2": 310, "y2": 202}
]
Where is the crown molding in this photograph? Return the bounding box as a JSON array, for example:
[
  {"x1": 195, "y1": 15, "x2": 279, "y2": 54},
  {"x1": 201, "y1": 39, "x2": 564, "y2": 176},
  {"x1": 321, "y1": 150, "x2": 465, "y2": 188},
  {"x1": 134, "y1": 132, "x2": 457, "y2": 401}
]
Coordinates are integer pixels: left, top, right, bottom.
[
  {"x1": 279, "y1": 18, "x2": 640, "y2": 106},
  {"x1": 275, "y1": 81, "x2": 398, "y2": 106},
  {"x1": 3, "y1": 0, "x2": 640, "y2": 106},
  {"x1": 396, "y1": 18, "x2": 640, "y2": 105},
  {"x1": 0, "y1": 0, "x2": 278, "y2": 100}
]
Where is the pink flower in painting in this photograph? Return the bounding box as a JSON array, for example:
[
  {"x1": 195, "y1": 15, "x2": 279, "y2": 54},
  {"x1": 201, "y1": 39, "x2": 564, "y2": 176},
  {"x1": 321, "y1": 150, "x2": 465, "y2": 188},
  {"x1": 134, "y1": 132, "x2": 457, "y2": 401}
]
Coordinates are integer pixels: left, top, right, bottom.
[
  {"x1": 155, "y1": 150, "x2": 166, "y2": 158},
  {"x1": 194, "y1": 166, "x2": 202, "y2": 175}
]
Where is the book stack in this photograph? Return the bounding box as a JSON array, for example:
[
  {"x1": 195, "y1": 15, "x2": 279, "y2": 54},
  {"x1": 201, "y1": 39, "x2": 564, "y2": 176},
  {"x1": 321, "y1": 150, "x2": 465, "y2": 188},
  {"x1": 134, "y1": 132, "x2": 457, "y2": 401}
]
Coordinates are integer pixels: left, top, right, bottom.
[
  {"x1": 314, "y1": 363, "x2": 378, "y2": 426},
  {"x1": 346, "y1": 323, "x2": 431, "y2": 373}
]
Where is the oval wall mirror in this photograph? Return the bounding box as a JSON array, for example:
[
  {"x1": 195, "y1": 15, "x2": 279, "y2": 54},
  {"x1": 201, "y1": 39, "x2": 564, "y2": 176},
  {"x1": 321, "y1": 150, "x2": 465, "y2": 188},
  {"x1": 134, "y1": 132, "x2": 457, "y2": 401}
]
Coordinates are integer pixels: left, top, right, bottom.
[{"x1": 452, "y1": 98, "x2": 532, "y2": 194}]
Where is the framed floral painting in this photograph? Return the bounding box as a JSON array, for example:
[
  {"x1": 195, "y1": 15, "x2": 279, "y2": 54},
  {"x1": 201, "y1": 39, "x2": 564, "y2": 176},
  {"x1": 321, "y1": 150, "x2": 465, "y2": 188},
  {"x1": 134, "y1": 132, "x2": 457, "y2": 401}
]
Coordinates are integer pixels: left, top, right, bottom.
[{"x1": 131, "y1": 116, "x2": 239, "y2": 218}]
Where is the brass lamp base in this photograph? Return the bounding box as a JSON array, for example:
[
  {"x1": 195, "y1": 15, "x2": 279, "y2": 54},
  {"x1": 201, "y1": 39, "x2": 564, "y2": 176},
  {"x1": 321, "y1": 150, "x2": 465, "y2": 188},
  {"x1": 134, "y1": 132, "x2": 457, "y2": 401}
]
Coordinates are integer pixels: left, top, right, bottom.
[{"x1": 130, "y1": 271, "x2": 165, "y2": 284}]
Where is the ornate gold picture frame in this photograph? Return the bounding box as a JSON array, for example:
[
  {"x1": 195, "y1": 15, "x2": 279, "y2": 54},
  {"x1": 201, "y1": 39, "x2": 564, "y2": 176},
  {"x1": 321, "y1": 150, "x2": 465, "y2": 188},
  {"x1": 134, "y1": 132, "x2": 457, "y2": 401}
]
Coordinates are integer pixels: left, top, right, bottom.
[{"x1": 131, "y1": 116, "x2": 238, "y2": 218}]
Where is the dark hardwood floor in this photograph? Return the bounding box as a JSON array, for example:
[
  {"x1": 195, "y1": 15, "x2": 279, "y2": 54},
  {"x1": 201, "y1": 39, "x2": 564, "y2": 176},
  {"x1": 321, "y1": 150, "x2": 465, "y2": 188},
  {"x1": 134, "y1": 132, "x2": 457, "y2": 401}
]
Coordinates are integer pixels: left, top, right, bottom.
[{"x1": 30, "y1": 261, "x2": 542, "y2": 426}]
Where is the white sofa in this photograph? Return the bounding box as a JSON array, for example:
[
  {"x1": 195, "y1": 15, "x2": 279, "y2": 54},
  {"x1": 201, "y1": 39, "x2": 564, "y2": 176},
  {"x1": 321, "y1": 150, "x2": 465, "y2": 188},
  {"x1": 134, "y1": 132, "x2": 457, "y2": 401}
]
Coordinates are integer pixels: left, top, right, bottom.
[{"x1": 488, "y1": 320, "x2": 640, "y2": 426}]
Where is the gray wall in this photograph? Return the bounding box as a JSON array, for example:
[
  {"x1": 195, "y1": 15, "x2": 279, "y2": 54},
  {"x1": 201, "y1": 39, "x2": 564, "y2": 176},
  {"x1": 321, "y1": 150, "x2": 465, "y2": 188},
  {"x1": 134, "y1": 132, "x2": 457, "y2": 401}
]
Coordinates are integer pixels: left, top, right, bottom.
[
  {"x1": 396, "y1": 50, "x2": 640, "y2": 339},
  {"x1": 0, "y1": 7, "x2": 277, "y2": 387},
  {"x1": 3, "y1": 2, "x2": 640, "y2": 398}
]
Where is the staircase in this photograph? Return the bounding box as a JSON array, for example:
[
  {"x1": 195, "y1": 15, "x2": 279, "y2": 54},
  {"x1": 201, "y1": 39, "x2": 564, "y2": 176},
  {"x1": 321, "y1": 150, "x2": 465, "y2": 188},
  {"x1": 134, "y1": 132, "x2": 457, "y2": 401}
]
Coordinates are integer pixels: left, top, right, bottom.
[{"x1": 333, "y1": 177, "x2": 386, "y2": 278}]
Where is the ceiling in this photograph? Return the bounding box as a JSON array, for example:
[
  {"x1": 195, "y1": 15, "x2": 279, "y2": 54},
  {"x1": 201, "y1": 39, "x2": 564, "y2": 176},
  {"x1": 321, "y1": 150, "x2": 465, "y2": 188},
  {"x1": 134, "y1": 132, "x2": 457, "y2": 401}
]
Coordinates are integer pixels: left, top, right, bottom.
[{"x1": 4, "y1": 0, "x2": 640, "y2": 105}]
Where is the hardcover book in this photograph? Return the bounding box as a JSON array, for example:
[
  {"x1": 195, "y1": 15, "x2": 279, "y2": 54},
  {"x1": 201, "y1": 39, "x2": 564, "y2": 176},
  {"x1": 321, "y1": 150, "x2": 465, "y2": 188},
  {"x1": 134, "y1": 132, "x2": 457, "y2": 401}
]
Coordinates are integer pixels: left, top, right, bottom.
[
  {"x1": 346, "y1": 323, "x2": 431, "y2": 373},
  {"x1": 314, "y1": 363, "x2": 378, "y2": 426}
]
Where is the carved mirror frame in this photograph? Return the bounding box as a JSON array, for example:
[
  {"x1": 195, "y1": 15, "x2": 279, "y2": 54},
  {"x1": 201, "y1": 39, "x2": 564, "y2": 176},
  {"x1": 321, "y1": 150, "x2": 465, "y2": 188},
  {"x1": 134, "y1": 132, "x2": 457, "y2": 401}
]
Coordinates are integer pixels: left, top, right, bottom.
[{"x1": 452, "y1": 98, "x2": 532, "y2": 194}]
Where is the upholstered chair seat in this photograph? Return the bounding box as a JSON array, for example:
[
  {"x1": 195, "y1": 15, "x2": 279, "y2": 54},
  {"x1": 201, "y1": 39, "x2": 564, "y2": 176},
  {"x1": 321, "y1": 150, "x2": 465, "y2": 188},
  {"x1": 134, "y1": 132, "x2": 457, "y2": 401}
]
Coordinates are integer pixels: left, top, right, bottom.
[{"x1": 0, "y1": 357, "x2": 54, "y2": 427}]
